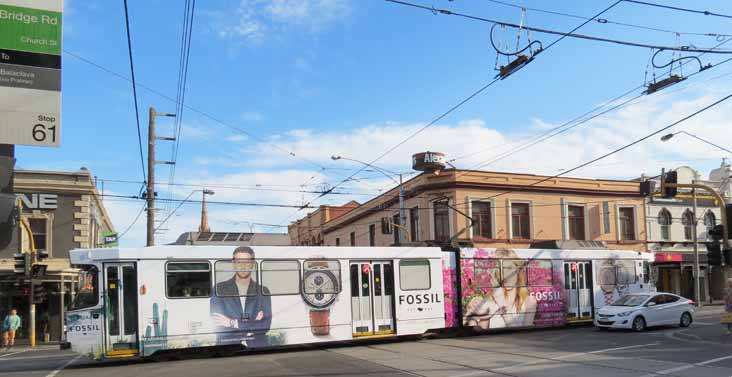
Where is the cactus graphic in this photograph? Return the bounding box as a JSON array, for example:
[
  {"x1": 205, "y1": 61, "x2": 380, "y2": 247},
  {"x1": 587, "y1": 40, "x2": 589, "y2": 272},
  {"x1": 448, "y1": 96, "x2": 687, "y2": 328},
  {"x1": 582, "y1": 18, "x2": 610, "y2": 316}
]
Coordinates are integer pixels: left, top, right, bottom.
[
  {"x1": 161, "y1": 309, "x2": 168, "y2": 337},
  {"x1": 152, "y1": 303, "x2": 161, "y2": 336}
]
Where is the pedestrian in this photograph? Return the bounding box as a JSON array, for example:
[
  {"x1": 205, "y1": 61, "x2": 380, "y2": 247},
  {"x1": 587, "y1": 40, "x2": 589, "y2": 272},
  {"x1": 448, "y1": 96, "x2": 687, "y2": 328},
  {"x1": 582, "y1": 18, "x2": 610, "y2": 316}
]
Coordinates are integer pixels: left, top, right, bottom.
[
  {"x1": 723, "y1": 279, "x2": 732, "y2": 335},
  {"x1": 1, "y1": 308, "x2": 21, "y2": 350}
]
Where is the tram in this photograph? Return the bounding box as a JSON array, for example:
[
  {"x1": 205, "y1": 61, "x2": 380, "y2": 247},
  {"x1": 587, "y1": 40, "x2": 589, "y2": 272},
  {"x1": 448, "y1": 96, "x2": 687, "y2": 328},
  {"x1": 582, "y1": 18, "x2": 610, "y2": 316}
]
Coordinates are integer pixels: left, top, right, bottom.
[{"x1": 62, "y1": 245, "x2": 654, "y2": 359}]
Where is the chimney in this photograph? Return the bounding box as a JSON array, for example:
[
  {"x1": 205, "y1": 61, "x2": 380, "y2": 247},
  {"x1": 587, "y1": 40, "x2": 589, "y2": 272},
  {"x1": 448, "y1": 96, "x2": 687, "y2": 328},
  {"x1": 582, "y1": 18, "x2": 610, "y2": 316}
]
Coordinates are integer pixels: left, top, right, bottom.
[{"x1": 199, "y1": 190, "x2": 211, "y2": 233}]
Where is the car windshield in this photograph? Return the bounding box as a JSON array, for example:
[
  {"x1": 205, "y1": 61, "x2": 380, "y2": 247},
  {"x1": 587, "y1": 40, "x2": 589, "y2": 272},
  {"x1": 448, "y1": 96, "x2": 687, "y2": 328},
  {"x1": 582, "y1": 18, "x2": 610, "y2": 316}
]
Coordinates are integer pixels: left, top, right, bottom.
[{"x1": 611, "y1": 294, "x2": 649, "y2": 307}]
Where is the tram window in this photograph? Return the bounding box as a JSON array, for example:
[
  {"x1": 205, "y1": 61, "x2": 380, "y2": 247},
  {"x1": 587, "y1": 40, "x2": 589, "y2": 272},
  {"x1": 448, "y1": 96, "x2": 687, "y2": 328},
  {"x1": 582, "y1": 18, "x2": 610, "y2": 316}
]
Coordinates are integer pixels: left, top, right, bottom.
[
  {"x1": 400, "y1": 259, "x2": 431, "y2": 290},
  {"x1": 350, "y1": 264, "x2": 359, "y2": 297},
  {"x1": 304, "y1": 260, "x2": 341, "y2": 294},
  {"x1": 261, "y1": 260, "x2": 300, "y2": 295},
  {"x1": 474, "y1": 259, "x2": 500, "y2": 288},
  {"x1": 214, "y1": 260, "x2": 258, "y2": 297},
  {"x1": 501, "y1": 259, "x2": 527, "y2": 287},
  {"x1": 527, "y1": 260, "x2": 553, "y2": 287},
  {"x1": 167, "y1": 262, "x2": 211, "y2": 298},
  {"x1": 71, "y1": 266, "x2": 99, "y2": 310},
  {"x1": 616, "y1": 260, "x2": 636, "y2": 285},
  {"x1": 384, "y1": 264, "x2": 394, "y2": 296}
]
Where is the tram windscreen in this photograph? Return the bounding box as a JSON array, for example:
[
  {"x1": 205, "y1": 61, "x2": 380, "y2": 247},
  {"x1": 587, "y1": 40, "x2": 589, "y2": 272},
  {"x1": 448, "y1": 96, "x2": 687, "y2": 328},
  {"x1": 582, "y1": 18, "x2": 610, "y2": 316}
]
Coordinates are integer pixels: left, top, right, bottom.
[{"x1": 70, "y1": 266, "x2": 99, "y2": 310}]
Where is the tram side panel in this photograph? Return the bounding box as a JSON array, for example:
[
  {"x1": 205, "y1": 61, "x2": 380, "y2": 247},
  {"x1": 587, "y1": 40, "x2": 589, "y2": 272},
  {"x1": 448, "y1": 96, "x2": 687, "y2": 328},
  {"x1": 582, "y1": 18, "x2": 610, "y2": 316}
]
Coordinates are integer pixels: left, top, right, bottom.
[
  {"x1": 138, "y1": 259, "x2": 359, "y2": 357},
  {"x1": 393, "y1": 258, "x2": 446, "y2": 335},
  {"x1": 459, "y1": 248, "x2": 568, "y2": 331}
]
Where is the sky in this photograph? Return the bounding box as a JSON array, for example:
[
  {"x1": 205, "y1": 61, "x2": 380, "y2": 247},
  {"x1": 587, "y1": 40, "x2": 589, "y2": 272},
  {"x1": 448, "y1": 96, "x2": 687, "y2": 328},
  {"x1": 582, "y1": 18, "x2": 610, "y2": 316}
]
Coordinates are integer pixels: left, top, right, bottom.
[{"x1": 13, "y1": 0, "x2": 732, "y2": 247}]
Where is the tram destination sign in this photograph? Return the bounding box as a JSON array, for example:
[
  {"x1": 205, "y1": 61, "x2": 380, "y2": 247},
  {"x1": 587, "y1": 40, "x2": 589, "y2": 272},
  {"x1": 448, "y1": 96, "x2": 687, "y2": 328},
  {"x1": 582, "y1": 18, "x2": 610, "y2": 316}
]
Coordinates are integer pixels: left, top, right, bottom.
[{"x1": 0, "y1": 0, "x2": 62, "y2": 147}]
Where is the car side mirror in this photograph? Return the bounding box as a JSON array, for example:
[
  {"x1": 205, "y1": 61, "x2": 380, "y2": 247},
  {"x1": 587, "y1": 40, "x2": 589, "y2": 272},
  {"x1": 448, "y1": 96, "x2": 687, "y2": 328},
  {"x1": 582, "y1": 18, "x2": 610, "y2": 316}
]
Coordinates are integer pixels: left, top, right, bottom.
[{"x1": 646, "y1": 302, "x2": 656, "y2": 307}]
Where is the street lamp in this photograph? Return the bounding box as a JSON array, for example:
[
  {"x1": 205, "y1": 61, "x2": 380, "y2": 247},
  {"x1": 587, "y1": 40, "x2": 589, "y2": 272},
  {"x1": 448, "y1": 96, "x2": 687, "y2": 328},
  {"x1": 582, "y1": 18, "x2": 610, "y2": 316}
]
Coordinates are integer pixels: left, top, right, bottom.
[
  {"x1": 331, "y1": 155, "x2": 407, "y2": 245},
  {"x1": 661, "y1": 131, "x2": 732, "y2": 154}
]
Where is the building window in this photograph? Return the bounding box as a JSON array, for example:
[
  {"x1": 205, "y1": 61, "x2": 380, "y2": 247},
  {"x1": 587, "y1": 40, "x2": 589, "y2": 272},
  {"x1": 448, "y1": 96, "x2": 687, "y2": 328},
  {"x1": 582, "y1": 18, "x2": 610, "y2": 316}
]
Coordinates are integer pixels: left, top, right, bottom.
[
  {"x1": 511, "y1": 202, "x2": 531, "y2": 239},
  {"x1": 658, "y1": 209, "x2": 671, "y2": 241},
  {"x1": 335, "y1": 237, "x2": 340, "y2": 246},
  {"x1": 409, "y1": 207, "x2": 420, "y2": 242},
  {"x1": 471, "y1": 201, "x2": 492, "y2": 240},
  {"x1": 350, "y1": 231, "x2": 355, "y2": 246},
  {"x1": 619, "y1": 207, "x2": 636, "y2": 241},
  {"x1": 704, "y1": 211, "x2": 716, "y2": 240},
  {"x1": 28, "y1": 218, "x2": 48, "y2": 252},
  {"x1": 369, "y1": 224, "x2": 376, "y2": 246},
  {"x1": 393, "y1": 213, "x2": 401, "y2": 245},
  {"x1": 433, "y1": 200, "x2": 450, "y2": 242},
  {"x1": 567, "y1": 205, "x2": 586, "y2": 240},
  {"x1": 682, "y1": 210, "x2": 694, "y2": 241}
]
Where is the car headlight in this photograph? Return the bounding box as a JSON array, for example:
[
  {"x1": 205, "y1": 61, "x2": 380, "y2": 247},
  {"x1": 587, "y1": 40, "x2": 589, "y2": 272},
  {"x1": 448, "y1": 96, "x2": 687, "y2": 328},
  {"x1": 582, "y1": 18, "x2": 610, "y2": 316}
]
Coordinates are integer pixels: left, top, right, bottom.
[{"x1": 616, "y1": 311, "x2": 633, "y2": 317}]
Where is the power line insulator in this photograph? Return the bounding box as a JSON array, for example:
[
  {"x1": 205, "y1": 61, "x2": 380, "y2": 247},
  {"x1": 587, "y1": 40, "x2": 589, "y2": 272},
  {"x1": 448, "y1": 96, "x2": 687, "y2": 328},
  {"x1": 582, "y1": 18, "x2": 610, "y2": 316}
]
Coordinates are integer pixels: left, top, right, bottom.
[{"x1": 645, "y1": 74, "x2": 686, "y2": 95}]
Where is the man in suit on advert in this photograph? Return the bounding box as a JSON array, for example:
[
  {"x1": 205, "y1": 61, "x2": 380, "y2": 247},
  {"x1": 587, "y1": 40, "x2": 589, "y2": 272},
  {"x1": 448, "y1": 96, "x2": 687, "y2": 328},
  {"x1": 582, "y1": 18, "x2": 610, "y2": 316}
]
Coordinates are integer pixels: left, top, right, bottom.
[{"x1": 210, "y1": 246, "x2": 272, "y2": 347}]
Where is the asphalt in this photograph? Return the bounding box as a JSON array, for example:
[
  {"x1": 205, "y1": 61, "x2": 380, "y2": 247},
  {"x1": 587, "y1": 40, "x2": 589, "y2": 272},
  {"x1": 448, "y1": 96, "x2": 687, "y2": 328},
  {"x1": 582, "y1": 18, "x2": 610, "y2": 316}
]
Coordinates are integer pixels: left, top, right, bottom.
[{"x1": 1, "y1": 306, "x2": 730, "y2": 377}]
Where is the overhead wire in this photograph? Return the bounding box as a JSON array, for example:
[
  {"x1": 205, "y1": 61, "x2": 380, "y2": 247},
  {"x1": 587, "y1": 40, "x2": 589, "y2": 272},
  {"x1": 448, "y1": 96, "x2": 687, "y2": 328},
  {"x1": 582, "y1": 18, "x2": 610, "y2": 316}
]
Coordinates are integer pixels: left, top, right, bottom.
[
  {"x1": 386, "y1": 0, "x2": 732, "y2": 54},
  {"x1": 121, "y1": 0, "x2": 146, "y2": 183},
  {"x1": 453, "y1": 36, "x2": 732, "y2": 170},
  {"x1": 622, "y1": 0, "x2": 732, "y2": 20},
  {"x1": 296, "y1": 0, "x2": 624, "y2": 223},
  {"x1": 487, "y1": 0, "x2": 732, "y2": 38},
  {"x1": 118, "y1": 203, "x2": 146, "y2": 239}
]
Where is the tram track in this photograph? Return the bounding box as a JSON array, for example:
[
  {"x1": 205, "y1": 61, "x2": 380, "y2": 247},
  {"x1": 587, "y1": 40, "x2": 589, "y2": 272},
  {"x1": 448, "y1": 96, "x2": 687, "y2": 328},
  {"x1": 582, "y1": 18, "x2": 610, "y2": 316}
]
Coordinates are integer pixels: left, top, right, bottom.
[{"x1": 361, "y1": 338, "x2": 729, "y2": 377}]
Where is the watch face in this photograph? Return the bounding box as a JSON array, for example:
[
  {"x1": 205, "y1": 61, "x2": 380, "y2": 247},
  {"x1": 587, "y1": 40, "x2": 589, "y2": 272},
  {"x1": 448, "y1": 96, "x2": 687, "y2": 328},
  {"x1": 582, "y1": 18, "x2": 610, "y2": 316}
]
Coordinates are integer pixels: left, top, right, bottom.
[
  {"x1": 302, "y1": 270, "x2": 338, "y2": 308},
  {"x1": 599, "y1": 267, "x2": 616, "y2": 291}
]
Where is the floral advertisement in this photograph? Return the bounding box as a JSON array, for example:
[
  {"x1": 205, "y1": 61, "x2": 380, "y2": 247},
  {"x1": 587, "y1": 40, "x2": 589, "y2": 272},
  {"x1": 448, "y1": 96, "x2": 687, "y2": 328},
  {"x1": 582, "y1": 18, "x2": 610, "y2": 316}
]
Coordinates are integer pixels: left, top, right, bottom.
[{"x1": 460, "y1": 248, "x2": 567, "y2": 330}]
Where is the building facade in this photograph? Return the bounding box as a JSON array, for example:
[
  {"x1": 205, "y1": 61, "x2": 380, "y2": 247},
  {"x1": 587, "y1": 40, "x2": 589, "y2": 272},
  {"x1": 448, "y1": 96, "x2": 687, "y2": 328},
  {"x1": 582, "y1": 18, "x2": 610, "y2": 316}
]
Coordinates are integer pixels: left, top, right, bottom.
[
  {"x1": 288, "y1": 201, "x2": 359, "y2": 246},
  {"x1": 644, "y1": 165, "x2": 726, "y2": 301},
  {"x1": 298, "y1": 170, "x2": 647, "y2": 251},
  {"x1": 0, "y1": 168, "x2": 115, "y2": 343}
]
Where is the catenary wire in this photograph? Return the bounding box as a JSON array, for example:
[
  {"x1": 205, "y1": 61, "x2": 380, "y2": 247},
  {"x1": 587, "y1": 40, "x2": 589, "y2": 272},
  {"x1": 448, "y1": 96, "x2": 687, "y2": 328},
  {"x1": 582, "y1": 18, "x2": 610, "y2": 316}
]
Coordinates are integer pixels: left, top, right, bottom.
[
  {"x1": 487, "y1": 0, "x2": 732, "y2": 38},
  {"x1": 61, "y1": 50, "x2": 331, "y2": 173},
  {"x1": 623, "y1": 0, "x2": 732, "y2": 20},
  {"x1": 453, "y1": 36, "x2": 732, "y2": 169},
  {"x1": 121, "y1": 0, "x2": 146, "y2": 183},
  {"x1": 118, "y1": 203, "x2": 146, "y2": 239},
  {"x1": 298, "y1": 0, "x2": 623, "y2": 220},
  {"x1": 385, "y1": 0, "x2": 732, "y2": 54}
]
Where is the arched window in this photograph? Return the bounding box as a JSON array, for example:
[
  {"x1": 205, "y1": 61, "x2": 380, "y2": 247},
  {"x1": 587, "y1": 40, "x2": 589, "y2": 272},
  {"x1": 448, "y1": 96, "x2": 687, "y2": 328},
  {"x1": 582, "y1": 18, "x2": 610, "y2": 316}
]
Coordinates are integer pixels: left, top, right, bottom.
[
  {"x1": 658, "y1": 209, "x2": 672, "y2": 241},
  {"x1": 704, "y1": 211, "x2": 716, "y2": 240},
  {"x1": 682, "y1": 210, "x2": 694, "y2": 241}
]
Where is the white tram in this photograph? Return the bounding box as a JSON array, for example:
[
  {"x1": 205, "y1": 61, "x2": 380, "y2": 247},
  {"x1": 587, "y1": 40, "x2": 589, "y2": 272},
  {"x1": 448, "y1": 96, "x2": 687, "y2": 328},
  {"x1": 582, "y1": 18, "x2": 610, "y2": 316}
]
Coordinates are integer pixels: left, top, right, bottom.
[{"x1": 63, "y1": 245, "x2": 655, "y2": 360}]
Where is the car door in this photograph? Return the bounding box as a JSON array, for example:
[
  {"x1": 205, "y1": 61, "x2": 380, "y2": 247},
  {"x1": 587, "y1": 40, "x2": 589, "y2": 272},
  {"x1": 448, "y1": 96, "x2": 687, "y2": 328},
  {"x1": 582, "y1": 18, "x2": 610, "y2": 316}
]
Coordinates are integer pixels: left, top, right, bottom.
[
  {"x1": 643, "y1": 294, "x2": 666, "y2": 326},
  {"x1": 662, "y1": 294, "x2": 683, "y2": 324}
]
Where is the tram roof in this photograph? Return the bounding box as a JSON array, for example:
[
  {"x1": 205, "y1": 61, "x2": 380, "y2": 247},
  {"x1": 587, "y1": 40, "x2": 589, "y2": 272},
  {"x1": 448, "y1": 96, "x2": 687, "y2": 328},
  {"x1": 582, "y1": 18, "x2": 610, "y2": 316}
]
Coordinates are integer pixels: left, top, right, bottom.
[{"x1": 68, "y1": 245, "x2": 445, "y2": 264}]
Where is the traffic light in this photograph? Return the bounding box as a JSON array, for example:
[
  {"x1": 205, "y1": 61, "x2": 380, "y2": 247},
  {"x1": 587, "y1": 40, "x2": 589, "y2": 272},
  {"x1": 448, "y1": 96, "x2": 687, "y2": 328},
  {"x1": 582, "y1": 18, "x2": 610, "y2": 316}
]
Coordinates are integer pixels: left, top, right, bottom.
[
  {"x1": 33, "y1": 284, "x2": 46, "y2": 304},
  {"x1": 725, "y1": 204, "x2": 732, "y2": 239},
  {"x1": 0, "y1": 154, "x2": 15, "y2": 250},
  {"x1": 706, "y1": 240, "x2": 722, "y2": 265},
  {"x1": 36, "y1": 249, "x2": 49, "y2": 262},
  {"x1": 31, "y1": 264, "x2": 47, "y2": 278},
  {"x1": 661, "y1": 170, "x2": 677, "y2": 198},
  {"x1": 708, "y1": 224, "x2": 725, "y2": 241},
  {"x1": 13, "y1": 252, "x2": 29, "y2": 276},
  {"x1": 639, "y1": 180, "x2": 655, "y2": 196}
]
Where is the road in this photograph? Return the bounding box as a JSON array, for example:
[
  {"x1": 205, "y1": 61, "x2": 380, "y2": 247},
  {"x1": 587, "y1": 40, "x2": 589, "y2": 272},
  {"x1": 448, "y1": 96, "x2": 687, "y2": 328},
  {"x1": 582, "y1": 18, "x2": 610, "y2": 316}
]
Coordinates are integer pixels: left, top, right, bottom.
[{"x1": 1, "y1": 307, "x2": 731, "y2": 377}]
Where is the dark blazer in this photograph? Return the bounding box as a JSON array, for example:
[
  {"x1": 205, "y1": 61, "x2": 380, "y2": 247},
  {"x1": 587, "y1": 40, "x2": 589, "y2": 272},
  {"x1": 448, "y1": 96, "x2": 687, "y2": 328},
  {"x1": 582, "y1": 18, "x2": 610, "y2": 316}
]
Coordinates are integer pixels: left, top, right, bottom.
[{"x1": 210, "y1": 277, "x2": 272, "y2": 347}]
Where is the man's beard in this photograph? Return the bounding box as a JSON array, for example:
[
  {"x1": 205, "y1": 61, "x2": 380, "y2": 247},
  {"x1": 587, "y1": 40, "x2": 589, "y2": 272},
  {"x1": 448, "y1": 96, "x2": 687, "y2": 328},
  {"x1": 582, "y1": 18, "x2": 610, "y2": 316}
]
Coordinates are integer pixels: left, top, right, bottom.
[{"x1": 236, "y1": 272, "x2": 250, "y2": 280}]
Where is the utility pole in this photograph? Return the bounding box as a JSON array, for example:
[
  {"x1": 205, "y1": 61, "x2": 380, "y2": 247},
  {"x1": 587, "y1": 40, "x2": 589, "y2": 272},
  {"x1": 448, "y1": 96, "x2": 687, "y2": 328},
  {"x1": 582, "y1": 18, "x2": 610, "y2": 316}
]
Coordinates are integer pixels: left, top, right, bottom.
[
  {"x1": 146, "y1": 107, "x2": 156, "y2": 246},
  {"x1": 692, "y1": 183, "x2": 701, "y2": 307},
  {"x1": 146, "y1": 107, "x2": 176, "y2": 246}
]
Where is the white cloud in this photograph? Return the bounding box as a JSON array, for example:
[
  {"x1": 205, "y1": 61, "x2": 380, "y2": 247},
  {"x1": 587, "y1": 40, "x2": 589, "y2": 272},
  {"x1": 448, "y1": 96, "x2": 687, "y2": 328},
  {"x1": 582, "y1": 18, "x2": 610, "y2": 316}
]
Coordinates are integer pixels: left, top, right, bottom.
[
  {"x1": 212, "y1": 0, "x2": 351, "y2": 43},
  {"x1": 107, "y1": 80, "x2": 732, "y2": 247}
]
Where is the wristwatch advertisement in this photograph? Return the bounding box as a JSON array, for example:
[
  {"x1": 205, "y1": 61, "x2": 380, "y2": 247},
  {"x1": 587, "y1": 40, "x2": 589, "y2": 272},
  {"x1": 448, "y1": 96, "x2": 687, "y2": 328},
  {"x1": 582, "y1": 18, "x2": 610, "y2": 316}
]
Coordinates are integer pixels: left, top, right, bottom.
[
  {"x1": 598, "y1": 262, "x2": 617, "y2": 305},
  {"x1": 302, "y1": 260, "x2": 339, "y2": 336}
]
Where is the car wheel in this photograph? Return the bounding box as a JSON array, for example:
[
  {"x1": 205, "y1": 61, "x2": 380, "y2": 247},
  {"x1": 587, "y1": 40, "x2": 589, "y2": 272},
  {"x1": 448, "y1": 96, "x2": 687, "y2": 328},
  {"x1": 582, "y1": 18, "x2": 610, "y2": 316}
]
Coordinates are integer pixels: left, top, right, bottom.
[
  {"x1": 680, "y1": 312, "x2": 692, "y2": 328},
  {"x1": 632, "y1": 316, "x2": 646, "y2": 332}
]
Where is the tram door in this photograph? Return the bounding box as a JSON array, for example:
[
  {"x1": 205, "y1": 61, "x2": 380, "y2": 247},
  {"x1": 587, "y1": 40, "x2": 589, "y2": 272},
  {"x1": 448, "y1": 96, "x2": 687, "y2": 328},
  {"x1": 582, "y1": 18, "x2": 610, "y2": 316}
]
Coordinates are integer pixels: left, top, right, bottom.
[
  {"x1": 104, "y1": 263, "x2": 139, "y2": 355},
  {"x1": 350, "y1": 261, "x2": 395, "y2": 337},
  {"x1": 563, "y1": 261, "x2": 593, "y2": 321}
]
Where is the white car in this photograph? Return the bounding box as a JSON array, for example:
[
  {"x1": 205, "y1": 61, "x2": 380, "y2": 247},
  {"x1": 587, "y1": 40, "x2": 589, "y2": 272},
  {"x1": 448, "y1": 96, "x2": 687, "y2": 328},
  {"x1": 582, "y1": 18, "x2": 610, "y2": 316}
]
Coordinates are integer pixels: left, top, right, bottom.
[{"x1": 594, "y1": 293, "x2": 695, "y2": 331}]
